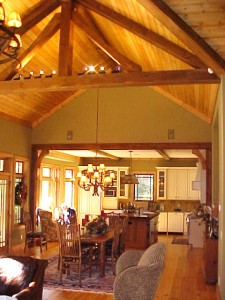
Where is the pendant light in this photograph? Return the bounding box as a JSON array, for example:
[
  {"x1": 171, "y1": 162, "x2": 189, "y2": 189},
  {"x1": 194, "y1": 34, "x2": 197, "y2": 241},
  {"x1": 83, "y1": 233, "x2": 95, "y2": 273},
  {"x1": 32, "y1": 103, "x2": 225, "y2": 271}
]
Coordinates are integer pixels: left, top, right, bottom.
[{"x1": 121, "y1": 151, "x2": 139, "y2": 184}]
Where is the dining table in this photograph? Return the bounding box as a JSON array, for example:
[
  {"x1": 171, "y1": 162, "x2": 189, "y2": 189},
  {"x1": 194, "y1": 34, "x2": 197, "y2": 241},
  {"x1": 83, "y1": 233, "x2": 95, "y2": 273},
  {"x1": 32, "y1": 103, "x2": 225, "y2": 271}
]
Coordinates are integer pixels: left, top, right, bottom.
[{"x1": 81, "y1": 228, "x2": 115, "y2": 277}]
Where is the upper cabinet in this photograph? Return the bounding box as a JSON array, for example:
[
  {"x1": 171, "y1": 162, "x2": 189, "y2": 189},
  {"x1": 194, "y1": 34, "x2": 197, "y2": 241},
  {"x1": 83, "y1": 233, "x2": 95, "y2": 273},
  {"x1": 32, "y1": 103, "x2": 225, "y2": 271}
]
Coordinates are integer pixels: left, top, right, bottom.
[
  {"x1": 157, "y1": 167, "x2": 200, "y2": 201},
  {"x1": 102, "y1": 167, "x2": 129, "y2": 209},
  {"x1": 156, "y1": 169, "x2": 167, "y2": 200},
  {"x1": 167, "y1": 169, "x2": 188, "y2": 200}
]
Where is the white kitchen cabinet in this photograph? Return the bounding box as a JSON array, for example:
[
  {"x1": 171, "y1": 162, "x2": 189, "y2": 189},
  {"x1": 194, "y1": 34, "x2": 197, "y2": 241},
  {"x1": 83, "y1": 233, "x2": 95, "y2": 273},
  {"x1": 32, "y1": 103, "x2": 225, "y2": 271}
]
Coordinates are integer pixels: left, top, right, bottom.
[
  {"x1": 156, "y1": 168, "x2": 167, "y2": 200},
  {"x1": 167, "y1": 212, "x2": 184, "y2": 233},
  {"x1": 118, "y1": 168, "x2": 129, "y2": 198},
  {"x1": 102, "y1": 167, "x2": 129, "y2": 209},
  {"x1": 78, "y1": 188, "x2": 101, "y2": 223},
  {"x1": 158, "y1": 212, "x2": 168, "y2": 232},
  {"x1": 167, "y1": 169, "x2": 188, "y2": 200},
  {"x1": 166, "y1": 168, "x2": 199, "y2": 200}
]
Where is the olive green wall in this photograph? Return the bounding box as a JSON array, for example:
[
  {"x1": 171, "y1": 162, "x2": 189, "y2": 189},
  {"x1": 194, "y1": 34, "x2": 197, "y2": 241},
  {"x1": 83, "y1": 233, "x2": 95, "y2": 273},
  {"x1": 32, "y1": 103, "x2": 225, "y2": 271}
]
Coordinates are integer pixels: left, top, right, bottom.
[
  {"x1": 0, "y1": 118, "x2": 32, "y2": 157},
  {"x1": 32, "y1": 87, "x2": 211, "y2": 144}
]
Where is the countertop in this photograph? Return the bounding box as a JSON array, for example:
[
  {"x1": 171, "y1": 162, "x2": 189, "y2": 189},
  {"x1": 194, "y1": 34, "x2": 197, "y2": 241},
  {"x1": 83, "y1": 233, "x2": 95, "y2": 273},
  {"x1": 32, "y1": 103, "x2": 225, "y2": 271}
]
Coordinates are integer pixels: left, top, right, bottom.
[{"x1": 120, "y1": 212, "x2": 159, "y2": 219}]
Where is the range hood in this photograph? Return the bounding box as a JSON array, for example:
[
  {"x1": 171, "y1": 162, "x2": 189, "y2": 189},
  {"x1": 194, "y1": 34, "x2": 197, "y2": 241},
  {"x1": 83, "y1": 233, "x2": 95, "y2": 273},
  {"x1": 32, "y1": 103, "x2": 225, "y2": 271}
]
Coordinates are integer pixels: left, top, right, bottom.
[{"x1": 192, "y1": 161, "x2": 202, "y2": 190}]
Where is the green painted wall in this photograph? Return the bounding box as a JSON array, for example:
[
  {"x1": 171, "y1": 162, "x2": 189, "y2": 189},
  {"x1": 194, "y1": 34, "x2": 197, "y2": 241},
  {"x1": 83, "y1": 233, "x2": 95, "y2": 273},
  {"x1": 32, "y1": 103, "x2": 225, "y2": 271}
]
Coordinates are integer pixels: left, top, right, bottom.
[
  {"x1": 0, "y1": 118, "x2": 32, "y2": 157},
  {"x1": 32, "y1": 87, "x2": 211, "y2": 144}
]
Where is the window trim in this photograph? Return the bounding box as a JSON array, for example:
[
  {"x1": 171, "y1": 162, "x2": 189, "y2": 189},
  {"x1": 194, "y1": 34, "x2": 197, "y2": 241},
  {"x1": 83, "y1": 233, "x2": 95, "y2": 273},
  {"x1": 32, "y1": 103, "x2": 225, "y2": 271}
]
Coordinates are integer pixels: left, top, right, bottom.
[{"x1": 133, "y1": 171, "x2": 156, "y2": 202}]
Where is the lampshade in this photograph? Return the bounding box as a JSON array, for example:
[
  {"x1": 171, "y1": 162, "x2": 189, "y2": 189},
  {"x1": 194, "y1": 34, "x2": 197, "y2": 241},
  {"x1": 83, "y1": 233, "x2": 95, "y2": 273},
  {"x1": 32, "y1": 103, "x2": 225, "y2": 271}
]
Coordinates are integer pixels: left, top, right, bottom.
[
  {"x1": 121, "y1": 174, "x2": 139, "y2": 184},
  {"x1": 120, "y1": 151, "x2": 139, "y2": 184},
  {"x1": 8, "y1": 11, "x2": 22, "y2": 28}
]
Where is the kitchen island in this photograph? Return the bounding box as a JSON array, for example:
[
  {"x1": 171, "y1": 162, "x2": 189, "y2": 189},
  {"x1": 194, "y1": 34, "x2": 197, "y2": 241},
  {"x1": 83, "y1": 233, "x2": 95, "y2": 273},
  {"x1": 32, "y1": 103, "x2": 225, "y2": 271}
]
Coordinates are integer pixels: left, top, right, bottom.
[{"x1": 120, "y1": 212, "x2": 159, "y2": 249}]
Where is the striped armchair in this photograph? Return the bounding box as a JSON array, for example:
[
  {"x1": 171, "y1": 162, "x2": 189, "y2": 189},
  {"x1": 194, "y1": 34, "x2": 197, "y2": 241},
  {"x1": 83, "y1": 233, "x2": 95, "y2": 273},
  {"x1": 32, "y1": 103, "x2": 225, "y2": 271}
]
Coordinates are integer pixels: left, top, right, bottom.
[
  {"x1": 38, "y1": 209, "x2": 58, "y2": 241},
  {"x1": 113, "y1": 242, "x2": 166, "y2": 300}
]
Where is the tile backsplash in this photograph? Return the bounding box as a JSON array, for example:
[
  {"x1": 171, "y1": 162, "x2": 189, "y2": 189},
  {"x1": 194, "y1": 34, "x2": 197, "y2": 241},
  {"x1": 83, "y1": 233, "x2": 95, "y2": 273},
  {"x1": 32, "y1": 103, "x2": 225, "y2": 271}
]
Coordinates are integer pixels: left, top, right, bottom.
[{"x1": 154, "y1": 200, "x2": 200, "y2": 212}]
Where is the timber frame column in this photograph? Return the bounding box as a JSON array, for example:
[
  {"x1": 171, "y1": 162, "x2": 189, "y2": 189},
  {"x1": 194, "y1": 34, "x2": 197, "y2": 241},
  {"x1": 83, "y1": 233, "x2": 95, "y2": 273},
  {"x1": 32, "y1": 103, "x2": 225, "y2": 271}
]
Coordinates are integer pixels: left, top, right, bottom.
[
  {"x1": 30, "y1": 147, "x2": 49, "y2": 224},
  {"x1": 58, "y1": 0, "x2": 74, "y2": 76}
]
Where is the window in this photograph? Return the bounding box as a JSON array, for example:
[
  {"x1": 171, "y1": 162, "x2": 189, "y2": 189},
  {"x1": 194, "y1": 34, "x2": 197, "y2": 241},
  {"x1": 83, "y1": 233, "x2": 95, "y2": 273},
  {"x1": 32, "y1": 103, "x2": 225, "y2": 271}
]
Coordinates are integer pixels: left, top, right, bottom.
[
  {"x1": 15, "y1": 161, "x2": 23, "y2": 174},
  {"x1": 0, "y1": 160, "x2": 4, "y2": 172},
  {"x1": 14, "y1": 161, "x2": 25, "y2": 224},
  {"x1": 64, "y1": 169, "x2": 74, "y2": 208},
  {"x1": 134, "y1": 174, "x2": 154, "y2": 201},
  {"x1": 40, "y1": 166, "x2": 59, "y2": 211}
]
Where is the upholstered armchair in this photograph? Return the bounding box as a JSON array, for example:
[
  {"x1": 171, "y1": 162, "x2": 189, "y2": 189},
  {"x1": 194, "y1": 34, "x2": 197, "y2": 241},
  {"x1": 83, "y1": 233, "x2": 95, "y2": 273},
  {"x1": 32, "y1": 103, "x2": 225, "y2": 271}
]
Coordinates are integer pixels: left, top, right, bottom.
[
  {"x1": 113, "y1": 242, "x2": 166, "y2": 300},
  {"x1": 38, "y1": 209, "x2": 58, "y2": 241},
  {"x1": 0, "y1": 255, "x2": 48, "y2": 300}
]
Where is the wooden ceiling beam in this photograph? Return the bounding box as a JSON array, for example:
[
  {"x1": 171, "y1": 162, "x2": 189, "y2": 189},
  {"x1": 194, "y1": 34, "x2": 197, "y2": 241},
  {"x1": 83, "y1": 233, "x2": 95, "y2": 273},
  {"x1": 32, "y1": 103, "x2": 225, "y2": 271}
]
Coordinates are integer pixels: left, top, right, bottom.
[
  {"x1": 0, "y1": 14, "x2": 61, "y2": 81},
  {"x1": 89, "y1": 150, "x2": 120, "y2": 160},
  {"x1": 156, "y1": 149, "x2": 170, "y2": 160},
  {"x1": 0, "y1": 69, "x2": 220, "y2": 94},
  {"x1": 136, "y1": 0, "x2": 225, "y2": 74},
  {"x1": 76, "y1": 0, "x2": 207, "y2": 69},
  {"x1": 58, "y1": 0, "x2": 74, "y2": 76},
  {"x1": 73, "y1": 12, "x2": 142, "y2": 72},
  {"x1": 18, "y1": 0, "x2": 61, "y2": 36}
]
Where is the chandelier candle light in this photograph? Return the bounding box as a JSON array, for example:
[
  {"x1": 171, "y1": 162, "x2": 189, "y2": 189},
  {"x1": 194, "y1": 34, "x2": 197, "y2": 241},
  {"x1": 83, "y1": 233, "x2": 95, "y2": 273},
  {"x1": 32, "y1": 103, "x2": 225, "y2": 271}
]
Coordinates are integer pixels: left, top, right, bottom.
[
  {"x1": 0, "y1": 0, "x2": 22, "y2": 64},
  {"x1": 77, "y1": 89, "x2": 115, "y2": 196}
]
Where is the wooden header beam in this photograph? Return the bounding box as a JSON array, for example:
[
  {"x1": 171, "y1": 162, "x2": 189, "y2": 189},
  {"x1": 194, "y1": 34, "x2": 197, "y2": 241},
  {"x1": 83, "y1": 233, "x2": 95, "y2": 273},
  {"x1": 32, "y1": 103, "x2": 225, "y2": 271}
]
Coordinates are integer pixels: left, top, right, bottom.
[{"x1": 0, "y1": 69, "x2": 220, "y2": 94}]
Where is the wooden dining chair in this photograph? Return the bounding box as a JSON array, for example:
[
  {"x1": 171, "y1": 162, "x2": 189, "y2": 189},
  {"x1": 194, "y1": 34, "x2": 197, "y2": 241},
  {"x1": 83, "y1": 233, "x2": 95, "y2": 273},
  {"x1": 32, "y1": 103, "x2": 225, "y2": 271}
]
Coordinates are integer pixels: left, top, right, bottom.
[
  {"x1": 119, "y1": 216, "x2": 128, "y2": 255},
  {"x1": 105, "y1": 219, "x2": 121, "y2": 275},
  {"x1": 107, "y1": 212, "x2": 120, "y2": 228},
  {"x1": 24, "y1": 212, "x2": 47, "y2": 253},
  {"x1": 57, "y1": 222, "x2": 93, "y2": 286}
]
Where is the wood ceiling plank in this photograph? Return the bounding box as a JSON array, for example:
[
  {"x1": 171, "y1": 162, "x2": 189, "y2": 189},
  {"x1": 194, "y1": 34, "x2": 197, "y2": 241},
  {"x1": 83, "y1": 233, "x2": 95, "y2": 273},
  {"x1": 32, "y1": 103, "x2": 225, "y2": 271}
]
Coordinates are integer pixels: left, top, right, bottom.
[
  {"x1": 136, "y1": 0, "x2": 225, "y2": 74},
  {"x1": 0, "y1": 70, "x2": 220, "y2": 94},
  {"x1": 18, "y1": 0, "x2": 61, "y2": 35},
  {"x1": 73, "y1": 11, "x2": 142, "y2": 72},
  {"x1": 32, "y1": 90, "x2": 85, "y2": 127},
  {"x1": 58, "y1": 0, "x2": 74, "y2": 76},
  {"x1": 0, "y1": 13, "x2": 61, "y2": 81},
  {"x1": 76, "y1": 0, "x2": 207, "y2": 69}
]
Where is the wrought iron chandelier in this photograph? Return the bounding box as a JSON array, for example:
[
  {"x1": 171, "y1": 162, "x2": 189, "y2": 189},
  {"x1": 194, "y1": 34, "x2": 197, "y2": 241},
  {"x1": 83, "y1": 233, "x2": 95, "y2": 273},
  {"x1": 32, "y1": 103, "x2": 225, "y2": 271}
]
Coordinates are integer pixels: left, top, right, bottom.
[
  {"x1": 0, "y1": 1, "x2": 22, "y2": 64},
  {"x1": 77, "y1": 89, "x2": 115, "y2": 196}
]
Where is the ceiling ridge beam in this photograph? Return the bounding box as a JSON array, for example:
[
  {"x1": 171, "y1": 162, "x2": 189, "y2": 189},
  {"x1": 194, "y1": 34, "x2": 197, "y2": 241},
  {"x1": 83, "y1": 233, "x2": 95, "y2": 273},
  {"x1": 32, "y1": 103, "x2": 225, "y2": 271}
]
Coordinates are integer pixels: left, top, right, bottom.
[
  {"x1": 0, "y1": 13, "x2": 61, "y2": 81},
  {"x1": 136, "y1": 0, "x2": 225, "y2": 74},
  {"x1": 76, "y1": 0, "x2": 207, "y2": 69},
  {"x1": 18, "y1": 0, "x2": 61, "y2": 36},
  {"x1": 0, "y1": 70, "x2": 219, "y2": 94},
  {"x1": 73, "y1": 11, "x2": 142, "y2": 72}
]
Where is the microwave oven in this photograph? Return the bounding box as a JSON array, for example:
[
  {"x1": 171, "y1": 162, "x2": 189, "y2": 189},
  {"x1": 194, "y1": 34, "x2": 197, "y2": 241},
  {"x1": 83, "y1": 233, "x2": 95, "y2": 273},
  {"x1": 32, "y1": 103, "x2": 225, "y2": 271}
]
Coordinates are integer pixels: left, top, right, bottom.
[{"x1": 104, "y1": 189, "x2": 117, "y2": 197}]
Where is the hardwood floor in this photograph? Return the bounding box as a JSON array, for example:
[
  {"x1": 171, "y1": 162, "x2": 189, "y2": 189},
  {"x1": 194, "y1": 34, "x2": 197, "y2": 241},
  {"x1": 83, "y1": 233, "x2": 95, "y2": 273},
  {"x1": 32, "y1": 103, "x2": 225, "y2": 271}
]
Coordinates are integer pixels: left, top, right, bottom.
[{"x1": 9, "y1": 234, "x2": 218, "y2": 300}]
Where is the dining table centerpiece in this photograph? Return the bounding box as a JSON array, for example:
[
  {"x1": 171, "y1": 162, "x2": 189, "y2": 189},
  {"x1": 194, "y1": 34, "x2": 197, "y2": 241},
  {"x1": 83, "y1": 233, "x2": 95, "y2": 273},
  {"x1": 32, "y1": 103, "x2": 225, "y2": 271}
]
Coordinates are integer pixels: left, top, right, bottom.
[{"x1": 85, "y1": 215, "x2": 109, "y2": 235}]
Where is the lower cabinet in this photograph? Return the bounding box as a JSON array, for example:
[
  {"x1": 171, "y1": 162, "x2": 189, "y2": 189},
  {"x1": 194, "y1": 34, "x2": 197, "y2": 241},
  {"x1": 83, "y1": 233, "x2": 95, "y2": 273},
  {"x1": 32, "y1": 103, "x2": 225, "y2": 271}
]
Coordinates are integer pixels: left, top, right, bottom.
[
  {"x1": 167, "y1": 212, "x2": 184, "y2": 233},
  {"x1": 126, "y1": 216, "x2": 158, "y2": 249},
  {"x1": 158, "y1": 212, "x2": 168, "y2": 232}
]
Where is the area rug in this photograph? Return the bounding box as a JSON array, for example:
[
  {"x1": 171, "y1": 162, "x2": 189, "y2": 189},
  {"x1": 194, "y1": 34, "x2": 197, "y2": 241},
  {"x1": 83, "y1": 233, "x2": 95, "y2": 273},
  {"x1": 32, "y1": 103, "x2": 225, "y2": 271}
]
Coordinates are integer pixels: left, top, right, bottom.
[
  {"x1": 44, "y1": 255, "x2": 115, "y2": 293},
  {"x1": 172, "y1": 237, "x2": 189, "y2": 245}
]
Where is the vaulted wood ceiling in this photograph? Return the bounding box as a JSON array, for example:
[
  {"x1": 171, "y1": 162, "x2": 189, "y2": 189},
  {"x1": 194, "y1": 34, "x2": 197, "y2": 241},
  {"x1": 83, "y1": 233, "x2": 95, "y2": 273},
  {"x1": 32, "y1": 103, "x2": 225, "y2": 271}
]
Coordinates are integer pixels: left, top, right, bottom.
[{"x1": 0, "y1": 0, "x2": 224, "y2": 128}]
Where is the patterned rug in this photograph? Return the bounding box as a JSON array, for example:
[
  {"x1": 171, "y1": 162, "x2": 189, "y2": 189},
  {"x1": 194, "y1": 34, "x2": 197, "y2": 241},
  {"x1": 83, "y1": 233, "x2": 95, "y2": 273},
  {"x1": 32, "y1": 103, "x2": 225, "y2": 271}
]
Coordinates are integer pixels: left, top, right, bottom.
[
  {"x1": 44, "y1": 255, "x2": 115, "y2": 293},
  {"x1": 172, "y1": 237, "x2": 189, "y2": 245}
]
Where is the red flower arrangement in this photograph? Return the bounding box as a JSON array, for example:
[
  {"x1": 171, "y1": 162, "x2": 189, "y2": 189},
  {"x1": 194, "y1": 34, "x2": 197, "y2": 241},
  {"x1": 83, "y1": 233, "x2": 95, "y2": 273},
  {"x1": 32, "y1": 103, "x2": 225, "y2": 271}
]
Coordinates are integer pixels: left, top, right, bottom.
[{"x1": 15, "y1": 182, "x2": 27, "y2": 206}]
